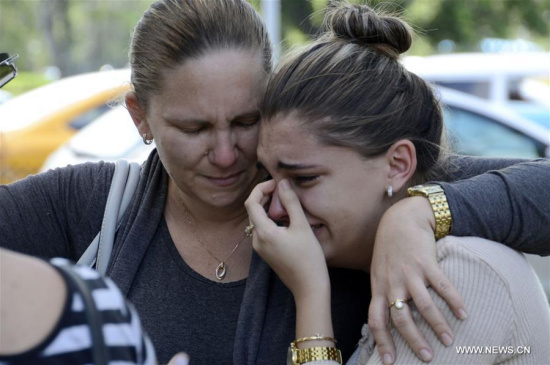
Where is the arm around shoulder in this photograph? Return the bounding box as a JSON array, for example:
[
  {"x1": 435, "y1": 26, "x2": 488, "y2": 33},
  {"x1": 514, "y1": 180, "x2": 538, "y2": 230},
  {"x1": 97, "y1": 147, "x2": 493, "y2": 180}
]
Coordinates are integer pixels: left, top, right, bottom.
[{"x1": 438, "y1": 158, "x2": 550, "y2": 255}]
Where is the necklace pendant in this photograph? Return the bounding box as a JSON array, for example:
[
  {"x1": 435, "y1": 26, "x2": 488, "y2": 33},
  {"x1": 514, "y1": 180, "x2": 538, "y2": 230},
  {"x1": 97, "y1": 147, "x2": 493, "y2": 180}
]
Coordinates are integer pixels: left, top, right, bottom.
[{"x1": 215, "y1": 261, "x2": 227, "y2": 280}]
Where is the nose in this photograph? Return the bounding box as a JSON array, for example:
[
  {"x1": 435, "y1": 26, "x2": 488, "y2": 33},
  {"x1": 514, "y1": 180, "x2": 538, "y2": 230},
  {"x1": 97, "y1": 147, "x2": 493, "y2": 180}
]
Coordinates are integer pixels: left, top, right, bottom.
[
  {"x1": 267, "y1": 186, "x2": 289, "y2": 223},
  {"x1": 209, "y1": 130, "x2": 237, "y2": 168}
]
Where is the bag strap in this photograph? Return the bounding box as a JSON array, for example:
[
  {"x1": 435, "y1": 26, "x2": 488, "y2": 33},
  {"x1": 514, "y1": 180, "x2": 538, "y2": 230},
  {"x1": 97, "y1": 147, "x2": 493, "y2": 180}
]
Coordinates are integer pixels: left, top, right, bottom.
[
  {"x1": 77, "y1": 160, "x2": 141, "y2": 275},
  {"x1": 56, "y1": 264, "x2": 108, "y2": 365}
]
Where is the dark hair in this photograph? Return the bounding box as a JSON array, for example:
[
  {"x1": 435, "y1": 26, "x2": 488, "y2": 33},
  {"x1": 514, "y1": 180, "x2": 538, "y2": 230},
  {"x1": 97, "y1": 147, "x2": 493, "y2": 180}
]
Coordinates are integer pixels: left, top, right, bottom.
[
  {"x1": 130, "y1": 0, "x2": 272, "y2": 109},
  {"x1": 262, "y1": 0, "x2": 448, "y2": 185}
]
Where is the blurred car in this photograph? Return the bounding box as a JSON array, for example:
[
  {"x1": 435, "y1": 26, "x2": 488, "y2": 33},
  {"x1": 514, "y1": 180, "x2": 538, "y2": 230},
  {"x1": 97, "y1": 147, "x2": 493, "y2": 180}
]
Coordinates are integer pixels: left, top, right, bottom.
[
  {"x1": 41, "y1": 105, "x2": 154, "y2": 170},
  {"x1": 0, "y1": 68, "x2": 130, "y2": 183},
  {"x1": 0, "y1": 90, "x2": 12, "y2": 105},
  {"x1": 42, "y1": 86, "x2": 550, "y2": 170},
  {"x1": 440, "y1": 88, "x2": 549, "y2": 158},
  {"x1": 404, "y1": 52, "x2": 550, "y2": 129}
]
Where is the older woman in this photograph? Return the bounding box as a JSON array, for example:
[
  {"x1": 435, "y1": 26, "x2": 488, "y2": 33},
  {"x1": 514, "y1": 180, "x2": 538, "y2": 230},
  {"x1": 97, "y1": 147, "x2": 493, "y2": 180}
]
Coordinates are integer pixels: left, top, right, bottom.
[
  {"x1": 1, "y1": 1, "x2": 549, "y2": 364},
  {"x1": 246, "y1": 2, "x2": 550, "y2": 364}
]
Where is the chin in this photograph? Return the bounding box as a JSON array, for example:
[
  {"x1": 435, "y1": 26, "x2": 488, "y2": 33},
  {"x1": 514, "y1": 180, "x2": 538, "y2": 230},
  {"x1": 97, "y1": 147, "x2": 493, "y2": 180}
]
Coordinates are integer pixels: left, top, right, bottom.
[{"x1": 204, "y1": 188, "x2": 249, "y2": 208}]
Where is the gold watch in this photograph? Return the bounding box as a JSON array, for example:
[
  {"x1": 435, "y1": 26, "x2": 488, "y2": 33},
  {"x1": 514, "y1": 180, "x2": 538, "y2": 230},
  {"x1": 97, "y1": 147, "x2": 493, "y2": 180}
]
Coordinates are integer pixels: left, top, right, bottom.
[
  {"x1": 290, "y1": 346, "x2": 342, "y2": 365},
  {"x1": 407, "y1": 184, "x2": 452, "y2": 240}
]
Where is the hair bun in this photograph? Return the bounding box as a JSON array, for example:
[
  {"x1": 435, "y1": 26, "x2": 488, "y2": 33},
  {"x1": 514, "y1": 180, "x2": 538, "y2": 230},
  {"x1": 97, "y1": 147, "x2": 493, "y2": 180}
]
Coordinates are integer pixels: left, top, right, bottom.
[{"x1": 325, "y1": 1, "x2": 412, "y2": 58}]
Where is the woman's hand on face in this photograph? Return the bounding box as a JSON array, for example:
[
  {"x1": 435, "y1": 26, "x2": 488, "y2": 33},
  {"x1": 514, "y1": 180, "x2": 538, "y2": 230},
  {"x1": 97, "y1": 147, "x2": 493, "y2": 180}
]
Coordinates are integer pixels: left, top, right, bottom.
[
  {"x1": 244, "y1": 179, "x2": 330, "y2": 298},
  {"x1": 369, "y1": 197, "x2": 467, "y2": 365}
]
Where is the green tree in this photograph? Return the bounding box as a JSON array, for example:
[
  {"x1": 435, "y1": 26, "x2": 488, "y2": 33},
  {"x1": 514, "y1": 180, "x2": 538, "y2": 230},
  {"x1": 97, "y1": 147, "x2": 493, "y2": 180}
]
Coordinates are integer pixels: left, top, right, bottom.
[
  {"x1": 0, "y1": 0, "x2": 151, "y2": 76},
  {"x1": 1, "y1": 0, "x2": 548, "y2": 78},
  {"x1": 412, "y1": 0, "x2": 550, "y2": 52},
  {"x1": 278, "y1": 0, "x2": 550, "y2": 53}
]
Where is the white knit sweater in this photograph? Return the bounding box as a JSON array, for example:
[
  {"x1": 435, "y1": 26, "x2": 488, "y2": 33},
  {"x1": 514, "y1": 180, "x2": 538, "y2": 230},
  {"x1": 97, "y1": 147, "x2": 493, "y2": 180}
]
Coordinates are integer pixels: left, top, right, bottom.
[{"x1": 310, "y1": 236, "x2": 550, "y2": 364}]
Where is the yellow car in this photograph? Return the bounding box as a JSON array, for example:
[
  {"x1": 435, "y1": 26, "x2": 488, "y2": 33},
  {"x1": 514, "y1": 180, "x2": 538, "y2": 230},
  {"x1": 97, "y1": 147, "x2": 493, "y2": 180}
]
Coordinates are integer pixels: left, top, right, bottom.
[{"x1": 0, "y1": 69, "x2": 131, "y2": 184}]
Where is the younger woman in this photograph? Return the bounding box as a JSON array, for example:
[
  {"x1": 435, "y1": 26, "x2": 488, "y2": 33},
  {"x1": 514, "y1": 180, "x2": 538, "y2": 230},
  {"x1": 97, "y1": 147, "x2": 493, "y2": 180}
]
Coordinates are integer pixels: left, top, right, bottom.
[{"x1": 246, "y1": 2, "x2": 550, "y2": 364}]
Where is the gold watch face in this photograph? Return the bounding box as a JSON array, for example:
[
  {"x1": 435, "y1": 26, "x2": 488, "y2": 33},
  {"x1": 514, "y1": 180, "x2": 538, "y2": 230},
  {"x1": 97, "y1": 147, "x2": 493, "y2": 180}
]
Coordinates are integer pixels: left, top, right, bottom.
[{"x1": 408, "y1": 184, "x2": 443, "y2": 196}]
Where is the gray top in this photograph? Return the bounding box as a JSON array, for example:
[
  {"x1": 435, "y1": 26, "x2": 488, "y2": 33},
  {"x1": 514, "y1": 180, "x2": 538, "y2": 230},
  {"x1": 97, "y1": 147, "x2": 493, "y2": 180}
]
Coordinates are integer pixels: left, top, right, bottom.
[{"x1": 1, "y1": 150, "x2": 548, "y2": 364}]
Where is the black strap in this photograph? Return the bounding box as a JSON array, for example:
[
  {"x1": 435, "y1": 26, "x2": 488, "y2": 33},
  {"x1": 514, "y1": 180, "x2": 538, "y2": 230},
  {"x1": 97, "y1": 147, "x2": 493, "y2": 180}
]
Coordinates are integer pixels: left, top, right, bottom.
[{"x1": 57, "y1": 265, "x2": 108, "y2": 365}]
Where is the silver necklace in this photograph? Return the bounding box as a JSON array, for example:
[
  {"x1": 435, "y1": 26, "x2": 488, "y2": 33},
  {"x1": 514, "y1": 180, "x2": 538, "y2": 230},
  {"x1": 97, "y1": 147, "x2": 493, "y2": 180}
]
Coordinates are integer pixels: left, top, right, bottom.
[{"x1": 179, "y1": 200, "x2": 249, "y2": 280}]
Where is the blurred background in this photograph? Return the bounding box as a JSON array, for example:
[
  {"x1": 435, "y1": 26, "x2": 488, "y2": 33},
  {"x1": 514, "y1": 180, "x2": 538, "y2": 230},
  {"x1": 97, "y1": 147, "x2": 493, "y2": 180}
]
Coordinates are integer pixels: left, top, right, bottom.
[
  {"x1": 1, "y1": 0, "x2": 549, "y2": 293},
  {"x1": 2, "y1": 0, "x2": 549, "y2": 93}
]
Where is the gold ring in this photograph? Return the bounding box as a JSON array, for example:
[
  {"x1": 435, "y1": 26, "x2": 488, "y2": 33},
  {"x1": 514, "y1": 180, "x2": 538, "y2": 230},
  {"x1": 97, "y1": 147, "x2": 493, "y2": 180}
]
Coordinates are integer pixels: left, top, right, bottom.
[
  {"x1": 389, "y1": 298, "x2": 406, "y2": 310},
  {"x1": 245, "y1": 224, "x2": 255, "y2": 237}
]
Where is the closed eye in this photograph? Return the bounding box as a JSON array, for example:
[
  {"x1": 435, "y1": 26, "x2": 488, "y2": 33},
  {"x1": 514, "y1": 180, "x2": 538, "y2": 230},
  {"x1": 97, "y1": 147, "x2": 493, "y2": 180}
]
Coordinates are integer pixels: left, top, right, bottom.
[
  {"x1": 235, "y1": 121, "x2": 259, "y2": 129},
  {"x1": 182, "y1": 127, "x2": 206, "y2": 135},
  {"x1": 293, "y1": 175, "x2": 319, "y2": 184},
  {"x1": 234, "y1": 113, "x2": 260, "y2": 129}
]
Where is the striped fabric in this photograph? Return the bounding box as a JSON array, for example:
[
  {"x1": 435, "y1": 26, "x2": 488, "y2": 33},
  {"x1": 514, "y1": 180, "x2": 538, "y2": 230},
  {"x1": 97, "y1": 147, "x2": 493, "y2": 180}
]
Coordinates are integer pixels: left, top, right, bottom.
[{"x1": 0, "y1": 258, "x2": 156, "y2": 365}]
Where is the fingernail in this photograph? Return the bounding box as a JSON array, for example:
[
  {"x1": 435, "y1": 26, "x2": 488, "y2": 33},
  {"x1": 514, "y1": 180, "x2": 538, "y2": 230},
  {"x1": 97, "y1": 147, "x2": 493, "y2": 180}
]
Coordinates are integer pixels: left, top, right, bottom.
[
  {"x1": 280, "y1": 179, "x2": 290, "y2": 190},
  {"x1": 420, "y1": 349, "x2": 432, "y2": 362},
  {"x1": 383, "y1": 353, "x2": 393, "y2": 364},
  {"x1": 441, "y1": 333, "x2": 453, "y2": 347},
  {"x1": 457, "y1": 308, "x2": 468, "y2": 320},
  {"x1": 174, "y1": 353, "x2": 189, "y2": 365}
]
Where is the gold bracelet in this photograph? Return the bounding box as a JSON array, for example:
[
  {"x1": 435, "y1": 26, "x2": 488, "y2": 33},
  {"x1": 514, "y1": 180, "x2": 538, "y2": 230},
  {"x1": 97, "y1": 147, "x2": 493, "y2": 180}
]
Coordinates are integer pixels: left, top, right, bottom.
[
  {"x1": 292, "y1": 333, "x2": 337, "y2": 346},
  {"x1": 291, "y1": 346, "x2": 342, "y2": 365}
]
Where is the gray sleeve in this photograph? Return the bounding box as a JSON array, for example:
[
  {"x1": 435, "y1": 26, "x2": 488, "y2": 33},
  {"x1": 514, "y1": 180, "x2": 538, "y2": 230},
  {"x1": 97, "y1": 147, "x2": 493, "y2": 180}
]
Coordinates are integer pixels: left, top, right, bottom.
[
  {"x1": 0, "y1": 162, "x2": 115, "y2": 260},
  {"x1": 435, "y1": 156, "x2": 550, "y2": 256}
]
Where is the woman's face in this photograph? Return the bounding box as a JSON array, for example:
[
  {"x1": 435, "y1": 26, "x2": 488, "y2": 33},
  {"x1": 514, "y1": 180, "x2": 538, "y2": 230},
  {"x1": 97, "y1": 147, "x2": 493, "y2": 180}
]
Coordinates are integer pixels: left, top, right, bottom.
[
  {"x1": 146, "y1": 50, "x2": 266, "y2": 209},
  {"x1": 257, "y1": 114, "x2": 391, "y2": 270}
]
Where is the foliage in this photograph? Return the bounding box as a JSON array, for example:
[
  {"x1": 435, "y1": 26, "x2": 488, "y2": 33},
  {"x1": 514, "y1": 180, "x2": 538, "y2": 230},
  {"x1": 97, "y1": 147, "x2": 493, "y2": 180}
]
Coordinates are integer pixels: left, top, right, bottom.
[
  {"x1": 1, "y1": 72, "x2": 51, "y2": 97},
  {"x1": 413, "y1": 0, "x2": 550, "y2": 52},
  {"x1": 280, "y1": 0, "x2": 550, "y2": 54},
  {"x1": 1, "y1": 0, "x2": 548, "y2": 78},
  {"x1": 0, "y1": 0, "x2": 151, "y2": 76}
]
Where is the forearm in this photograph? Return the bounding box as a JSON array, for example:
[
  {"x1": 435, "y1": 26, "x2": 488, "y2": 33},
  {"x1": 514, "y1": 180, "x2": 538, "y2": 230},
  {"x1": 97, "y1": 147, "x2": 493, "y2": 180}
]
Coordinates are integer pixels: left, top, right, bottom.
[
  {"x1": 438, "y1": 158, "x2": 550, "y2": 255},
  {"x1": 295, "y1": 282, "x2": 335, "y2": 348}
]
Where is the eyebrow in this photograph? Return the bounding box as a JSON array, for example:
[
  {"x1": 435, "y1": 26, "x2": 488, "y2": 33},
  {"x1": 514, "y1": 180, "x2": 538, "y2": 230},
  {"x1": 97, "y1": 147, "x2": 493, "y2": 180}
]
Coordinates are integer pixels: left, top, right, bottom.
[
  {"x1": 165, "y1": 111, "x2": 260, "y2": 125},
  {"x1": 277, "y1": 161, "x2": 319, "y2": 170},
  {"x1": 257, "y1": 160, "x2": 319, "y2": 172}
]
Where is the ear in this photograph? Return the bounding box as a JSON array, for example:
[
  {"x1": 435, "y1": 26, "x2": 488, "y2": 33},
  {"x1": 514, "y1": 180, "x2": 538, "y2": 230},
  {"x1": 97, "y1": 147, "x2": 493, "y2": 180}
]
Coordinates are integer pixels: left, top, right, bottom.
[
  {"x1": 385, "y1": 139, "x2": 417, "y2": 194},
  {"x1": 125, "y1": 91, "x2": 152, "y2": 139}
]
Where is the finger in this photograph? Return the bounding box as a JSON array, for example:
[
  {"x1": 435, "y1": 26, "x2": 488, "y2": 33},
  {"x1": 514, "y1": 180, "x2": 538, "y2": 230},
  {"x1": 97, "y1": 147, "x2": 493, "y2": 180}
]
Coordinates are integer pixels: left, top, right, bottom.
[
  {"x1": 246, "y1": 179, "x2": 276, "y2": 205},
  {"x1": 426, "y1": 267, "x2": 468, "y2": 320},
  {"x1": 245, "y1": 180, "x2": 277, "y2": 229},
  {"x1": 166, "y1": 352, "x2": 189, "y2": 365},
  {"x1": 276, "y1": 179, "x2": 309, "y2": 228},
  {"x1": 408, "y1": 278, "x2": 454, "y2": 347},
  {"x1": 369, "y1": 296, "x2": 396, "y2": 365},
  {"x1": 389, "y1": 299, "x2": 433, "y2": 362}
]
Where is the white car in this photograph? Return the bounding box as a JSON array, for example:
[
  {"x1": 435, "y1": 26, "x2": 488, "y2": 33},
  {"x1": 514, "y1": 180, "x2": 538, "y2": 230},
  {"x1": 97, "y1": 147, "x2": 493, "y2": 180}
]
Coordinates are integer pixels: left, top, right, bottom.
[
  {"x1": 41, "y1": 105, "x2": 154, "y2": 170},
  {"x1": 439, "y1": 87, "x2": 549, "y2": 158},
  {"x1": 404, "y1": 52, "x2": 550, "y2": 129}
]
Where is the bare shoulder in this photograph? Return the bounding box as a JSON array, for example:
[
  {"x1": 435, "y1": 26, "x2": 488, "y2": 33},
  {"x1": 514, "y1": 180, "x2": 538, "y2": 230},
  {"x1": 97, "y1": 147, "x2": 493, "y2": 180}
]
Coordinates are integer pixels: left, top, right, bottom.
[{"x1": 0, "y1": 248, "x2": 67, "y2": 355}]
